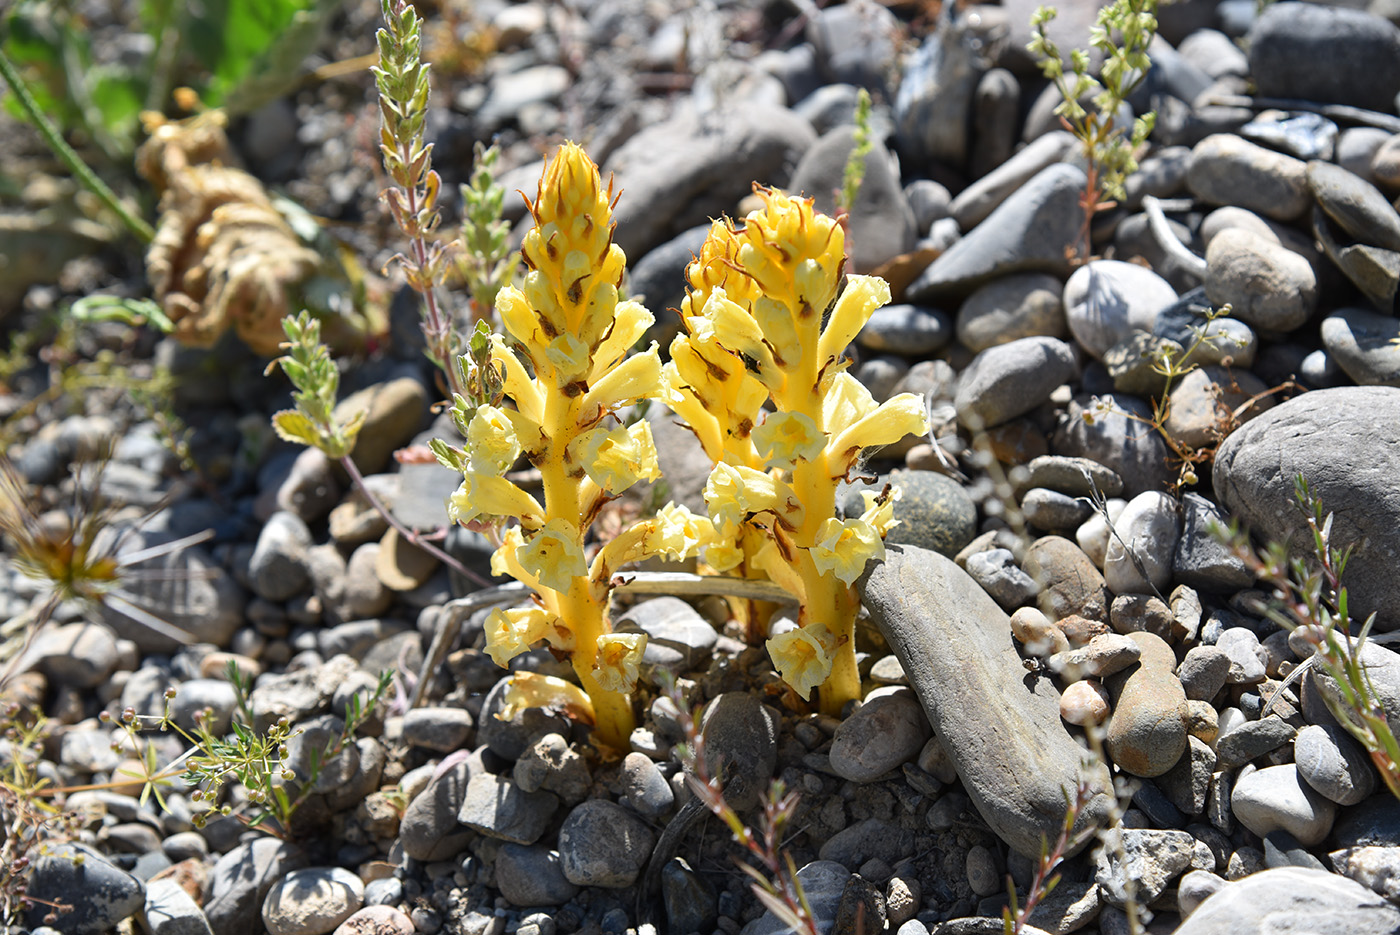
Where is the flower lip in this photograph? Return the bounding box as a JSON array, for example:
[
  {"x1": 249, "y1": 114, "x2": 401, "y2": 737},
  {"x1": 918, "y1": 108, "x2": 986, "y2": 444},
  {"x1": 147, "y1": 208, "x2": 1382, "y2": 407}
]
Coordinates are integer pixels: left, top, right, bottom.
[
  {"x1": 766, "y1": 624, "x2": 833, "y2": 700},
  {"x1": 516, "y1": 518, "x2": 588, "y2": 594},
  {"x1": 752, "y1": 411, "x2": 825, "y2": 471},
  {"x1": 592, "y1": 632, "x2": 648, "y2": 694},
  {"x1": 809, "y1": 517, "x2": 883, "y2": 586}
]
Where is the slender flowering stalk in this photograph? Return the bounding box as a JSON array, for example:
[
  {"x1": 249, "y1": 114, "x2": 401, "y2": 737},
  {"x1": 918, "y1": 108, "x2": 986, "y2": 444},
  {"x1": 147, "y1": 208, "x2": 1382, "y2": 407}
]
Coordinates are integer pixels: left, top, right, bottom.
[
  {"x1": 458, "y1": 141, "x2": 521, "y2": 321},
  {"x1": 435, "y1": 144, "x2": 714, "y2": 749},
  {"x1": 373, "y1": 0, "x2": 465, "y2": 398},
  {"x1": 663, "y1": 188, "x2": 929, "y2": 715},
  {"x1": 1028, "y1": 0, "x2": 1157, "y2": 261},
  {"x1": 268, "y1": 312, "x2": 492, "y2": 589}
]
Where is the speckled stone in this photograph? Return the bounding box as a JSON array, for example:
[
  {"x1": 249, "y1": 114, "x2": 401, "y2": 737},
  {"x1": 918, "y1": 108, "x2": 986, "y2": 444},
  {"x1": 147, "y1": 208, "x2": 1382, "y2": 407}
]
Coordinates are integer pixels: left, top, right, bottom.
[
  {"x1": 1023, "y1": 535, "x2": 1113, "y2": 623},
  {"x1": 877, "y1": 470, "x2": 978, "y2": 559}
]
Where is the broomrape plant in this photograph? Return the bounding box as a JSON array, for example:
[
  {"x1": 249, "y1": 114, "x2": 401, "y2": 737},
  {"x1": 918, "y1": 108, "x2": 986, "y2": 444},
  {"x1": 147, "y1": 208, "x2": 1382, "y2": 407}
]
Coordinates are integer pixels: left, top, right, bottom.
[
  {"x1": 663, "y1": 187, "x2": 929, "y2": 716},
  {"x1": 433, "y1": 143, "x2": 715, "y2": 749}
]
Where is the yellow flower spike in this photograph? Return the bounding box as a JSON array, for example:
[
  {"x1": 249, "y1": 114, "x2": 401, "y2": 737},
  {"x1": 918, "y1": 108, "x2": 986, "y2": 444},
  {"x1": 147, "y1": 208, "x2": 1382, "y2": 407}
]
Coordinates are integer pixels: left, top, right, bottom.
[
  {"x1": 816, "y1": 275, "x2": 892, "y2": 373},
  {"x1": 579, "y1": 345, "x2": 663, "y2": 420},
  {"x1": 752, "y1": 411, "x2": 825, "y2": 471},
  {"x1": 498, "y1": 672, "x2": 594, "y2": 725},
  {"x1": 516, "y1": 518, "x2": 588, "y2": 594},
  {"x1": 448, "y1": 473, "x2": 544, "y2": 527},
  {"x1": 810, "y1": 517, "x2": 884, "y2": 586},
  {"x1": 469, "y1": 142, "x2": 681, "y2": 750},
  {"x1": 466, "y1": 404, "x2": 523, "y2": 474},
  {"x1": 766, "y1": 625, "x2": 833, "y2": 701},
  {"x1": 570, "y1": 421, "x2": 661, "y2": 494},
  {"x1": 827, "y1": 393, "x2": 932, "y2": 475},
  {"x1": 592, "y1": 633, "x2": 648, "y2": 694},
  {"x1": 483, "y1": 606, "x2": 555, "y2": 667}
]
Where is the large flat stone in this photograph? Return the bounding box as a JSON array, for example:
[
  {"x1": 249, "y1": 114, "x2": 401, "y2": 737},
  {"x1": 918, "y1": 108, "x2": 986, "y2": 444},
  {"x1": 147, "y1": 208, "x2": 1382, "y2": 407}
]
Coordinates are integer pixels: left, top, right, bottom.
[
  {"x1": 1213, "y1": 386, "x2": 1400, "y2": 631},
  {"x1": 858, "y1": 545, "x2": 1112, "y2": 857}
]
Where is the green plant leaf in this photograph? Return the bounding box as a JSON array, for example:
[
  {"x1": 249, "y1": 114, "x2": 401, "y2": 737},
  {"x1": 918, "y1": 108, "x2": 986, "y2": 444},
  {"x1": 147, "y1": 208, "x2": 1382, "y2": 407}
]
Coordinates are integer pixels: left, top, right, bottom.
[
  {"x1": 271, "y1": 410, "x2": 323, "y2": 449},
  {"x1": 88, "y1": 66, "x2": 144, "y2": 141},
  {"x1": 189, "y1": 0, "x2": 345, "y2": 115}
]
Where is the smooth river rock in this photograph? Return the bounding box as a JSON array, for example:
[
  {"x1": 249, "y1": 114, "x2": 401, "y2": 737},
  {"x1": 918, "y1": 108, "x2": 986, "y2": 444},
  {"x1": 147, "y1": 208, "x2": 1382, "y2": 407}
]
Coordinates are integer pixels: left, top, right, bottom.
[
  {"x1": 1213, "y1": 386, "x2": 1400, "y2": 631},
  {"x1": 858, "y1": 545, "x2": 1113, "y2": 857}
]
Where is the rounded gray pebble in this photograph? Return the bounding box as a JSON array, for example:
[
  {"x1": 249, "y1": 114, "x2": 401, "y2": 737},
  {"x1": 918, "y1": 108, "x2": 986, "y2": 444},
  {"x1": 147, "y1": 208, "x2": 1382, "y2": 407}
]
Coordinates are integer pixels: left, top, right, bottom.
[{"x1": 1294, "y1": 723, "x2": 1377, "y2": 806}]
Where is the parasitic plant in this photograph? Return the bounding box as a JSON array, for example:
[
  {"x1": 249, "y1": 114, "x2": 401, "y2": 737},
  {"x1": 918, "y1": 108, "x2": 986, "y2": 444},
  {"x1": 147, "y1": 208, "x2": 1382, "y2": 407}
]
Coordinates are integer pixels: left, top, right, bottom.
[
  {"x1": 435, "y1": 143, "x2": 714, "y2": 749},
  {"x1": 662, "y1": 187, "x2": 929, "y2": 716}
]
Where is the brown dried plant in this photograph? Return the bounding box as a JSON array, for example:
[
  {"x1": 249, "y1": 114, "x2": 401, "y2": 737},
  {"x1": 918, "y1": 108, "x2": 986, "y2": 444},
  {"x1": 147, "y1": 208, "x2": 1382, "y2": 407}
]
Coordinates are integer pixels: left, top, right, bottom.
[{"x1": 136, "y1": 111, "x2": 329, "y2": 356}]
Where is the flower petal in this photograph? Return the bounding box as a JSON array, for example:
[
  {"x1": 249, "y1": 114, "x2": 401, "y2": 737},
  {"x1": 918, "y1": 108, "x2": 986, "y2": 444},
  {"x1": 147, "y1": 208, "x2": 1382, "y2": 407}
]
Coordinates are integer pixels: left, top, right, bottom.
[
  {"x1": 592, "y1": 632, "x2": 647, "y2": 694},
  {"x1": 809, "y1": 517, "x2": 883, "y2": 586},
  {"x1": 766, "y1": 624, "x2": 833, "y2": 700},
  {"x1": 516, "y1": 518, "x2": 587, "y2": 594},
  {"x1": 752, "y1": 411, "x2": 825, "y2": 471}
]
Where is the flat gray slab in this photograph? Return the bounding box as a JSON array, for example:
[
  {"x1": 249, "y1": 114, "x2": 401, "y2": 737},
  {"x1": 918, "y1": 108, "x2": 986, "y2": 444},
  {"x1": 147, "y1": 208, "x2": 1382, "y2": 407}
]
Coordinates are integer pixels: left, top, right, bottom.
[{"x1": 858, "y1": 545, "x2": 1112, "y2": 857}]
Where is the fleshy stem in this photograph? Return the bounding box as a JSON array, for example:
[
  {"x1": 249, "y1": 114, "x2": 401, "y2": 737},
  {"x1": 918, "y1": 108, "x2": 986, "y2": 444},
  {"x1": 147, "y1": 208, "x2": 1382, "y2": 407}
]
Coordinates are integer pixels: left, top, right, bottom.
[
  {"x1": 0, "y1": 46, "x2": 154, "y2": 242},
  {"x1": 373, "y1": 0, "x2": 466, "y2": 399}
]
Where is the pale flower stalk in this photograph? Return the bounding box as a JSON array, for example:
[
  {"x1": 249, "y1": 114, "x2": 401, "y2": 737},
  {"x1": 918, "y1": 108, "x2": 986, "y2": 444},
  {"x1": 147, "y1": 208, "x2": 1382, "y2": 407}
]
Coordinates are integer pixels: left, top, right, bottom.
[
  {"x1": 664, "y1": 186, "x2": 928, "y2": 714},
  {"x1": 435, "y1": 143, "x2": 710, "y2": 748}
]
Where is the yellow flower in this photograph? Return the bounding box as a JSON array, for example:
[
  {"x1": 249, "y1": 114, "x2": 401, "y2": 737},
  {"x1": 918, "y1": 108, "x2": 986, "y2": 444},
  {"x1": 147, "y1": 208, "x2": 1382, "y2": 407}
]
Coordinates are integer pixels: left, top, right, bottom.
[
  {"x1": 496, "y1": 285, "x2": 544, "y2": 352},
  {"x1": 820, "y1": 373, "x2": 878, "y2": 437},
  {"x1": 498, "y1": 672, "x2": 594, "y2": 724},
  {"x1": 703, "y1": 524, "x2": 745, "y2": 573},
  {"x1": 447, "y1": 472, "x2": 543, "y2": 526},
  {"x1": 816, "y1": 275, "x2": 892, "y2": 370},
  {"x1": 516, "y1": 518, "x2": 587, "y2": 594},
  {"x1": 828, "y1": 393, "x2": 930, "y2": 471},
  {"x1": 483, "y1": 606, "x2": 554, "y2": 667},
  {"x1": 752, "y1": 411, "x2": 825, "y2": 471},
  {"x1": 490, "y1": 335, "x2": 544, "y2": 428},
  {"x1": 859, "y1": 486, "x2": 901, "y2": 538},
  {"x1": 809, "y1": 517, "x2": 883, "y2": 585},
  {"x1": 751, "y1": 537, "x2": 805, "y2": 598},
  {"x1": 592, "y1": 632, "x2": 647, "y2": 694},
  {"x1": 545, "y1": 333, "x2": 591, "y2": 380},
  {"x1": 491, "y1": 527, "x2": 527, "y2": 579},
  {"x1": 570, "y1": 421, "x2": 661, "y2": 494},
  {"x1": 467, "y1": 405, "x2": 523, "y2": 474},
  {"x1": 703, "y1": 462, "x2": 779, "y2": 530},
  {"x1": 590, "y1": 301, "x2": 654, "y2": 381},
  {"x1": 581, "y1": 345, "x2": 663, "y2": 419},
  {"x1": 694, "y1": 289, "x2": 770, "y2": 367},
  {"x1": 645, "y1": 502, "x2": 713, "y2": 561},
  {"x1": 766, "y1": 624, "x2": 833, "y2": 700}
]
